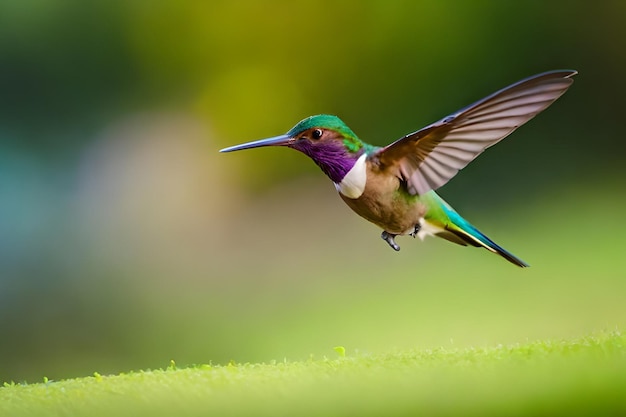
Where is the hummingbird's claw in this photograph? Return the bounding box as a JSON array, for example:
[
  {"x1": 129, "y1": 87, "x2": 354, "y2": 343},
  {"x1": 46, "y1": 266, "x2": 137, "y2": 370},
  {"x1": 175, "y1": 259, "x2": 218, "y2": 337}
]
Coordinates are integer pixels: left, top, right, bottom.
[
  {"x1": 409, "y1": 223, "x2": 421, "y2": 238},
  {"x1": 381, "y1": 231, "x2": 400, "y2": 251}
]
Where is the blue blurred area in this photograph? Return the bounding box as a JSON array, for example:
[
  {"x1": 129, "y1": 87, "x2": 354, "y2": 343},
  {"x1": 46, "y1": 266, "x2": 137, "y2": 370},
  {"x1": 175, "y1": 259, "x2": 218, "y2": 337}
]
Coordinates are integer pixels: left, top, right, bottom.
[{"x1": 1, "y1": 1, "x2": 625, "y2": 382}]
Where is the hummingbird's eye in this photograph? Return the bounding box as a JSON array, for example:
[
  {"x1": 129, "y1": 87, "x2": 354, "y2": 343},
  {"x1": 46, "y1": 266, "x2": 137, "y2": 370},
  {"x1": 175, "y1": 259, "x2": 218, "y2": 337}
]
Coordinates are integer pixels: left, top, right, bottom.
[{"x1": 311, "y1": 129, "x2": 323, "y2": 140}]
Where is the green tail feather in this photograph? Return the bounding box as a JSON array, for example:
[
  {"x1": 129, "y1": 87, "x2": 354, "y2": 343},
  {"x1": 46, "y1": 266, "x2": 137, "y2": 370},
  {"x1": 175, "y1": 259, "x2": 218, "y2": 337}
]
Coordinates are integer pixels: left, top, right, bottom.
[
  {"x1": 428, "y1": 193, "x2": 529, "y2": 268},
  {"x1": 447, "y1": 218, "x2": 529, "y2": 268}
]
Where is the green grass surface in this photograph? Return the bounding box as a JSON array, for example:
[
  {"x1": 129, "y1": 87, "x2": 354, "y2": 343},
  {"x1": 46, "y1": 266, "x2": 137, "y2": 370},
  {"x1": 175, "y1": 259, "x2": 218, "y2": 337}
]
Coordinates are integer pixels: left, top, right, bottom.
[{"x1": 2, "y1": 332, "x2": 625, "y2": 417}]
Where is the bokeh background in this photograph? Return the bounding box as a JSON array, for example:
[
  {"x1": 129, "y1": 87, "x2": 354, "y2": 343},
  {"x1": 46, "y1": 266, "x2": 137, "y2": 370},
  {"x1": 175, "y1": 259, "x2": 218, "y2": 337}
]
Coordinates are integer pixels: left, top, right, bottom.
[{"x1": 1, "y1": 1, "x2": 625, "y2": 382}]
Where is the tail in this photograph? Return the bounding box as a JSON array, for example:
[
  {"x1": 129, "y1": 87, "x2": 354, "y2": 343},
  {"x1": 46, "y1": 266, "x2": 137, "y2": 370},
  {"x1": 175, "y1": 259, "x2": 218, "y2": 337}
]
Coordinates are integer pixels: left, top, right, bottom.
[{"x1": 427, "y1": 194, "x2": 529, "y2": 268}]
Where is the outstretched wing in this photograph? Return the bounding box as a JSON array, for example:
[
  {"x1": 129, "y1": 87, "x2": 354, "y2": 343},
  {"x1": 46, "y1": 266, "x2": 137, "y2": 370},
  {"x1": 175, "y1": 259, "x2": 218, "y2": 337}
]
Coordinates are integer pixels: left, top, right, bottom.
[{"x1": 376, "y1": 70, "x2": 577, "y2": 195}]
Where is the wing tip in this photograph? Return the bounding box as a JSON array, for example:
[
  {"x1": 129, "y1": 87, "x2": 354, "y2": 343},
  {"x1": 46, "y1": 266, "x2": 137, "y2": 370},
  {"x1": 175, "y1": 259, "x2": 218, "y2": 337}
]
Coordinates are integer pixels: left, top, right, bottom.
[
  {"x1": 549, "y1": 69, "x2": 577, "y2": 76},
  {"x1": 538, "y1": 69, "x2": 578, "y2": 85}
]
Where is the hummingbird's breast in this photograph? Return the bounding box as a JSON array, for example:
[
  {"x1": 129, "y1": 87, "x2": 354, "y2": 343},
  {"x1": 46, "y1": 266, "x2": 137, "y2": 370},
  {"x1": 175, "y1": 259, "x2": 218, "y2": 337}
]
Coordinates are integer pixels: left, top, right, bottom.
[{"x1": 338, "y1": 160, "x2": 427, "y2": 235}]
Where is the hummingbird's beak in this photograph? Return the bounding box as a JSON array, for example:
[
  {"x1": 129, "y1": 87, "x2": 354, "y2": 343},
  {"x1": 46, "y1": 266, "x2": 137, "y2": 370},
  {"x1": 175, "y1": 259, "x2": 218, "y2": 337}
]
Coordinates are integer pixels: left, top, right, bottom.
[{"x1": 219, "y1": 134, "x2": 293, "y2": 153}]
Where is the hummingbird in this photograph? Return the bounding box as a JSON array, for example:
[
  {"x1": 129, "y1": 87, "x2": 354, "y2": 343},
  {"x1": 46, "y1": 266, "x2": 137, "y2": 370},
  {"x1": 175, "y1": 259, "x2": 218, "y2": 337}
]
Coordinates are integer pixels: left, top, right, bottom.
[{"x1": 220, "y1": 70, "x2": 576, "y2": 267}]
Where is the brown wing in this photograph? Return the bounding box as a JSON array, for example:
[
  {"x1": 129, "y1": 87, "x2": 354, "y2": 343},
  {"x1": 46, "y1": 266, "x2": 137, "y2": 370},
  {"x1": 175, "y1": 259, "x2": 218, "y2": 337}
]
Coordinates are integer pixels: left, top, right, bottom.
[{"x1": 376, "y1": 70, "x2": 577, "y2": 195}]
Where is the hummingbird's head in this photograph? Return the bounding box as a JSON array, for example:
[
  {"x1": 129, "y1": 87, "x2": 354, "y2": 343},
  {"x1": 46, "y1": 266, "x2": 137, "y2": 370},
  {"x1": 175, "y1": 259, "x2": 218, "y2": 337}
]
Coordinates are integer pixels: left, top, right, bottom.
[{"x1": 220, "y1": 115, "x2": 368, "y2": 183}]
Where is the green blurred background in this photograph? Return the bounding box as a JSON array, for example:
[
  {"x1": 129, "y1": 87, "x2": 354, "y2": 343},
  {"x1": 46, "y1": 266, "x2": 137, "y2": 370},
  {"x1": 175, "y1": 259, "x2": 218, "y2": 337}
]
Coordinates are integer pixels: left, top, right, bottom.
[{"x1": 1, "y1": 0, "x2": 625, "y2": 383}]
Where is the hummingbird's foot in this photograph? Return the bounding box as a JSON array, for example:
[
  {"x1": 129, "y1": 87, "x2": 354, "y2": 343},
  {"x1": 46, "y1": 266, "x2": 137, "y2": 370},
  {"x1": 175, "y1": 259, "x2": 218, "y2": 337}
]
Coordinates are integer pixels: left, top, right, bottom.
[
  {"x1": 381, "y1": 231, "x2": 400, "y2": 251},
  {"x1": 409, "y1": 223, "x2": 421, "y2": 238}
]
